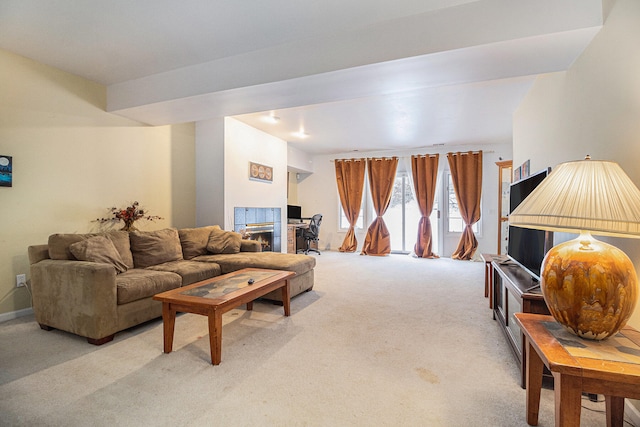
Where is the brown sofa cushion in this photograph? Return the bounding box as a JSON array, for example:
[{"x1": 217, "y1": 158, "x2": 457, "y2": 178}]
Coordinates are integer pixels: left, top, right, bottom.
[
  {"x1": 206, "y1": 228, "x2": 242, "y2": 254},
  {"x1": 194, "y1": 252, "x2": 316, "y2": 276},
  {"x1": 178, "y1": 225, "x2": 221, "y2": 259},
  {"x1": 146, "y1": 260, "x2": 221, "y2": 286},
  {"x1": 48, "y1": 231, "x2": 133, "y2": 267},
  {"x1": 241, "y1": 239, "x2": 262, "y2": 252},
  {"x1": 106, "y1": 230, "x2": 134, "y2": 269},
  {"x1": 48, "y1": 233, "x2": 89, "y2": 260},
  {"x1": 69, "y1": 235, "x2": 129, "y2": 274},
  {"x1": 115, "y1": 269, "x2": 182, "y2": 304},
  {"x1": 130, "y1": 228, "x2": 183, "y2": 268}
]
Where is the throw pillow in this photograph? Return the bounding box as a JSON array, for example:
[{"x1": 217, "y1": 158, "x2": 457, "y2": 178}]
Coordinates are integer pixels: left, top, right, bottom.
[
  {"x1": 206, "y1": 229, "x2": 242, "y2": 254},
  {"x1": 48, "y1": 233, "x2": 95, "y2": 260},
  {"x1": 105, "y1": 230, "x2": 134, "y2": 269},
  {"x1": 69, "y1": 235, "x2": 129, "y2": 274},
  {"x1": 129, "y1": 228, "x2": 183, "y2": 268},
  {"x1": 178, "y1": 225, "x2": 222, "y2": 259}
]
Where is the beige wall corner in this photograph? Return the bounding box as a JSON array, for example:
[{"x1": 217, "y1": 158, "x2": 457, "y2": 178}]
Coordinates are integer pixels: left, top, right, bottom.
[{"x1": 0, "y1": 48, "x2": 196, "y2": 316}]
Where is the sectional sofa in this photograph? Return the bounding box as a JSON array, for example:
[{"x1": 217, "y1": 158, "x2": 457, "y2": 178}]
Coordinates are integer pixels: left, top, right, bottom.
[{"x1": 28, "y1": 226, "x2": 315, "y2": 344}]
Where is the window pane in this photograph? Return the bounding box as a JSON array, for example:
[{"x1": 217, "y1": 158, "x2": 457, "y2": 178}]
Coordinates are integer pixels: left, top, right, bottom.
[
  {"x1": 386, "y1": 176, "x2": 419, "y2": 252},
  {"x1": 403, "y1": 199, "x2": 421, "y2": 252},
  {"x1": 448, "y1": 174, "x2": 477, "y2": 233},
  {"x1": 340, "y1": 205, "x2": 363, "y2": 229},
  {"x1": 430, "y1": 198, "x2": 439, "y2": 253},
  {"x1": 386, "y1": 177, "x2": 405, "y2": 251}
]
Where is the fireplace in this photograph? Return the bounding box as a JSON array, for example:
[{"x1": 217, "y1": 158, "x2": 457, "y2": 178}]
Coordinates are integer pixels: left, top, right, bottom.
[
  {"x1": 244, "y1": 222, "x2": 274, "y2": 252},
  {"x1": 234, "y1": 207, "x2": 281, "y2": 252}
]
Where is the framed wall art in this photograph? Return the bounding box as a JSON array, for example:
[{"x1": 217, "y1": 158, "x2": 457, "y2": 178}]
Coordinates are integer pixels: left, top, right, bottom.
[
  {"x1": 513, "y1": 165, "x2": 522, "y2": 182},
  {"x1": 0, "y1": 155, "x2": 12, "y2": 187},
  {"x1": 521, "y1": 159, "x2": 530, "y2": 178},
  {"x1": 249, "y1": 161, "x2": 273, "y2": 183}
]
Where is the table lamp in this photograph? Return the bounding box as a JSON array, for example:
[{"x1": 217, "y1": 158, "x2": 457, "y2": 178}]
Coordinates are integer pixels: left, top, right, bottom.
[{"x1": 509, "y1": 156, "x2": 640, "y2": 340}]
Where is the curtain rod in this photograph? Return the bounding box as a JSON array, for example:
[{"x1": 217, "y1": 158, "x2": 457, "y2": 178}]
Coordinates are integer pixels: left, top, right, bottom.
[{"x1": 330, "y1": 150, "x2": 493, "y2": 162}]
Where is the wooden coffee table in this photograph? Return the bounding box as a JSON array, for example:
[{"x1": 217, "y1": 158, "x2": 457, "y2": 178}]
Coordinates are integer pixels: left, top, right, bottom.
[{"x1": 153, "y1": 268, "x2": 295, "y2": 365}]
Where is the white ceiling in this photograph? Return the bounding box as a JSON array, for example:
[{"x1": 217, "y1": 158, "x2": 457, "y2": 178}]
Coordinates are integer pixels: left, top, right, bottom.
[{"x1": 0, "y1": 0, "x2": 604, "y2": 156}]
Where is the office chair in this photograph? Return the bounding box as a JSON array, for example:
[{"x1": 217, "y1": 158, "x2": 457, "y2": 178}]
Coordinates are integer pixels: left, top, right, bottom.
[{"x1": 298, "y1": 214, "x2": 322, "y2": 255}]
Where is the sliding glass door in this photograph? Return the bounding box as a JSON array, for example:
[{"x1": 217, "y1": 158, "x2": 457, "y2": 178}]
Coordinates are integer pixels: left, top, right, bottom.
[{"x1": 385, "y1": 173, "x2": 439, "y2": 254}]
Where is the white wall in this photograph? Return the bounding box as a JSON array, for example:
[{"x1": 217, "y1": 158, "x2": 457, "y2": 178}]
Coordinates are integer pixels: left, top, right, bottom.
[
  {"x1": 514, "y1": 0, "x2": 640, "y2": 330},
  {"x1": 514, "y1": 0, "x2": 640, "y2": 416},
  {"x1": 223, "y1": 118, "x2": 288, "y2": 250},
  {"x1": 296, "y1": 143, "x2": 512, "y2": 257},
  {"x1": 0, "y1": 48, "x2": 196, "y2": 317},
  {"x1": 287, "y1": 145, "x2": 314, "y2": 173},
  {"x1": 195, "y1": 118, "x2": 225, "y2": 227}
]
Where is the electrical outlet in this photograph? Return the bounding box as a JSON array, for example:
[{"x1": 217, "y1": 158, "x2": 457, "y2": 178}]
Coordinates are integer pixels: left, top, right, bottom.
[{"x1": 16, "y1": 274, "x2": 26, "y2": 287}]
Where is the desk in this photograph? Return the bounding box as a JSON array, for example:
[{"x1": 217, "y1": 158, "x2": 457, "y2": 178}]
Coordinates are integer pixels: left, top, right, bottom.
[
  {"x1": 286, "y1": 222, "x2": 307, "y2": 254},
  {"x1": 514, "y1": 313, "x2": 640, "y2": 427}
]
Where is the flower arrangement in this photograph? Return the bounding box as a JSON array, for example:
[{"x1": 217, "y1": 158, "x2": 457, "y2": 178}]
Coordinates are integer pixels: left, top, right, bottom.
[{"x1": 96, "y1": 201, "x2": 163, "y2": 231}]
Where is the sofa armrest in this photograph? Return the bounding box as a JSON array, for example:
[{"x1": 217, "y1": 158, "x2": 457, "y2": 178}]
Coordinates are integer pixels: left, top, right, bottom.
[
  {"x1": 28, "y1": 244, "x2": 50, "y2": 264},
  {"x1": 240, "y1": 240, "x2": 262, "y2": 252},
  {"x1": 30, "y1": 259, "x2": 119, "y2": 341}
]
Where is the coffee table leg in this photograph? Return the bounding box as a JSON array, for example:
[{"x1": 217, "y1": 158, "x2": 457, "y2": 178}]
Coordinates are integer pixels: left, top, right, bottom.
[
  {"x1": 162, "y1": 303, "x2": 176, "y2": 354},
  {"x1": 605, "y1": 395, "x2": 624, "y2": 427},
  {"x1": 526, "y1": 337, "x2": 543, "y2": 426},
  {"x1": 208, "y1": 309, "x2": 223, "y2": 365},
  {"x1": 282, "y1": 280, "x2": 291, "y2": 316}
]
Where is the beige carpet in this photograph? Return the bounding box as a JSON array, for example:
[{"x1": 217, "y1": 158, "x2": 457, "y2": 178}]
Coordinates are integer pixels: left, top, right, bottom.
[{"x1": 0, "y1": 252, "x2": 616, "y2": 426}]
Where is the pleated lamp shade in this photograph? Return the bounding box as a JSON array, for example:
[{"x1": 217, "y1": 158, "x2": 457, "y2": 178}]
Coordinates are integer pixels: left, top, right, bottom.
[
  {"x1": 509, "y1": 156, "x2": 640, "y2": 340},
  {"x1": 509, "y1": 157, "x2": 640, "y2": 238}
]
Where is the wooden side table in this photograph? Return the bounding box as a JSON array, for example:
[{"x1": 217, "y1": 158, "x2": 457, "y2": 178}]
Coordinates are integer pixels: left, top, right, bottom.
[{"x1": 514, "y1": 313, "x2": 640, "y2": 427}]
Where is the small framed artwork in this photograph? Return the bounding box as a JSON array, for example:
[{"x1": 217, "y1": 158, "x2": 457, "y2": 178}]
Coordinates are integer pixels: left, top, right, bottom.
[
  {"x1": 521, "y1": 159, "x2": 530, "y2": 178},
  {"x1": 249, "y1": 161, "x2": 273, "y2": 183},
  {"x1": 513, "y1": 165, "x2": 522, "y2": 182},
  {"x1": 0, "y1": 155, "x2": 12, "y2": 187}
]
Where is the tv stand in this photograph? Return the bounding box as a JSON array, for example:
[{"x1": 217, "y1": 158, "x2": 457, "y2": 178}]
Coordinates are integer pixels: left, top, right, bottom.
[{"x1": 491, "y1": 261, "x2": 550, "y2": 388}]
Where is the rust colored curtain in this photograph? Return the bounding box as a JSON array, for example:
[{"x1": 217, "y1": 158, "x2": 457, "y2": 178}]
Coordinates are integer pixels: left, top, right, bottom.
[
  {"x1": 361, "y1": 157, "x2": 398, "y2": 256},
  {"x1": 447, "y1": 151, "x2": 482, "y2": 260},
  {"x1": 335, "y1": 158, "x2": 366, "y2": 252},
  {"x1": 411, "y1": 154, "x2": 439, "y2": 258}
]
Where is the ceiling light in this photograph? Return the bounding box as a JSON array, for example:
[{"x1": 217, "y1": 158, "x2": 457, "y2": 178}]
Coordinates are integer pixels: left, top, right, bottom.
[
  {"x1": 291, "y1": 129, "x2": 309, "y2": 139},
  {"x1": 261, "y1": 113, "x2": 280, "y2": 124}
]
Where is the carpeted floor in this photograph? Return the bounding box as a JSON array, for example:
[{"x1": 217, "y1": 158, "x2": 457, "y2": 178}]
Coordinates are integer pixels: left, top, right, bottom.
[{"x1": 0, "y1": 251, "x2": 616, "y2": 426}]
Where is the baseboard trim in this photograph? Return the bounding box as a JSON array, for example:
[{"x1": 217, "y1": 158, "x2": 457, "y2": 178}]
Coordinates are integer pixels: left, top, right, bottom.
[
  {"x1": 626, "y1": 399, "x2": 640, "y2": 426},
  {"x1": 0, "y1": 307, "x2": 33, "y2": 323}
]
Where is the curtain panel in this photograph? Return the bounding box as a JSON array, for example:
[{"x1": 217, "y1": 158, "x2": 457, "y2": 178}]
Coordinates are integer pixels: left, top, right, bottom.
[
  {"x1": 447, "y1": 151, "x2": 483, "y2": 260},
  {"x1": 411, "y1": 154, "x2": 440, "y2": 258},
  {"x1": 334, "y1": 158, "x2": 366, "y2": 252},
  {"x1": 361, "y1": 157, "x2": 398, "y2": 256}
]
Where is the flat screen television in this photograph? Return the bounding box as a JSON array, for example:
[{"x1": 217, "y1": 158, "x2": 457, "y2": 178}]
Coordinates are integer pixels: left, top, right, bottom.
[
  {"x1": 287, "y1": 204, "x2": 302, "y2": 220},
  {"x1": 507, "y1": 168, "x2": 553, "y2": 281}
]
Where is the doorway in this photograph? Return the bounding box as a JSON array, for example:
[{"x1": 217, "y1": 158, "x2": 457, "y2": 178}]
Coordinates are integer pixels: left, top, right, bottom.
[{"x1": 385, "y1": 173, "x2": 439, "y2": 254}]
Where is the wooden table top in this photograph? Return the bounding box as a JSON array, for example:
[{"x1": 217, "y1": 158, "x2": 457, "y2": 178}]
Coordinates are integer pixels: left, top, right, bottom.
[
  {"x1": 153, "y1": 268, "x2": 295, "y2": 308},
  {"x1": 515, "y1": 313, "x2": 640, "y2": 389}
]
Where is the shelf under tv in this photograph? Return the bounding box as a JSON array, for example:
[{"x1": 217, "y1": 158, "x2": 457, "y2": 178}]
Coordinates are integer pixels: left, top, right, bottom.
[{"x1": 491, "y1": 260, "x2": 551, "y2": 388}]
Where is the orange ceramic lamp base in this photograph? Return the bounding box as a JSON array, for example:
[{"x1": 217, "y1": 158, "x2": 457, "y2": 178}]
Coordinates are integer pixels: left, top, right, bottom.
[{"x1": 541, "y1": 232, "x2": 638, "y2": 340}]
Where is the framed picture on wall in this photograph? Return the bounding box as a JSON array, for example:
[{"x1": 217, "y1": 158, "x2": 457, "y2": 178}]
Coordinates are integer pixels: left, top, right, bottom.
[
  {"x1": 249, "y1": 161, "x2": 273, "y2": 183},
  {"x1": 0, "y1": 155, "x2": 12, "y2": 187},
  {"x1": 521, "y1": 159, "x2": 530, "y2": 178},
  {"x1": 514, "y1": 165, "x2": 522, "y2": 182}
]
